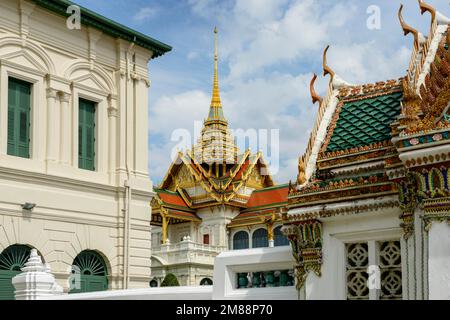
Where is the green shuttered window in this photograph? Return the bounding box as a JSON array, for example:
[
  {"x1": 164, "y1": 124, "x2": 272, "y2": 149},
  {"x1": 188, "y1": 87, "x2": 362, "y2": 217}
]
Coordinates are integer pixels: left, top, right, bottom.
[
  {"x1": 8, "y1": 78, "x2": 31, "y2": 158},
  {"x1": 78, "y1": 99, "x2": 96, "y2": 171}
]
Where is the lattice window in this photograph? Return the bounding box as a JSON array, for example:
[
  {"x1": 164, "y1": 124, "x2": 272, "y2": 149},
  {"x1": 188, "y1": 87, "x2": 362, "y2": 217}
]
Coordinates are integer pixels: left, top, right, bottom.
[
  {"x1": 379, "y1": 241, "x2": 402, "y2": 300},
  {"x1": 346, "y1": 243, "x2": 369, "y2": 300}
]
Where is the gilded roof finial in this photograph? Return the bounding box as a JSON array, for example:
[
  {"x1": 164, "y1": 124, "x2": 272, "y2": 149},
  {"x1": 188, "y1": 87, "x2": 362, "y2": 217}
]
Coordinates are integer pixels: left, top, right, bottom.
[
  {"x1": 205, "y1": 26, "x2": 227, "y2": 125},
  {"x1": 310, "y1": 73, "x2": 322, "y2": 105},
  {"x1": 398, "y1": 4, "x2": 420, "y2": 50},
  {"x1": 418, "y1": 0, "x2": 436, "y2": 27},
  {"x1": 211, "y1": 26, "x2": 221, "y2": 108},
  {"x1": 323, "y1": 45, "x2": 335, "y2": 81}
]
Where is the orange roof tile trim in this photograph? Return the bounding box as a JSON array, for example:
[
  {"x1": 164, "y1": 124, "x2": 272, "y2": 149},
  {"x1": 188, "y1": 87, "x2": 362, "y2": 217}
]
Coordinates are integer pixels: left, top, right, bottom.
[
  {"x1": 246, "y1": 185, "x2": 289, "y2": 209},
  {"x1": 157, "y1": 191, "x2": 189, "y2": 208}
]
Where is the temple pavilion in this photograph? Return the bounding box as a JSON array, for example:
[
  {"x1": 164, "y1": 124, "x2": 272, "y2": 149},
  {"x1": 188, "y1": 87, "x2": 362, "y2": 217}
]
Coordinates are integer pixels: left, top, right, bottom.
[
  {"x1": 150, "y1": 28, "x2": 290, "y2": 287},
  {"x1": 283, "y1": 0, "x2": 450, "y2": 300}
]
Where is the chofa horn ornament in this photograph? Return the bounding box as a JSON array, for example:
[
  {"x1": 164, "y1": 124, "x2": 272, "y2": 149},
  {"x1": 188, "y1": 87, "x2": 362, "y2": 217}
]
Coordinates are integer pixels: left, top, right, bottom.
[
  {"x1": 322, "y1": 45, "x2": 335, "y2": 80},
  {"x1": 310, "y1": 73, "x2": 322, "y2": 105},
  {"x1": 398, "y1": 4, "x2": 419, "y2": 49}
]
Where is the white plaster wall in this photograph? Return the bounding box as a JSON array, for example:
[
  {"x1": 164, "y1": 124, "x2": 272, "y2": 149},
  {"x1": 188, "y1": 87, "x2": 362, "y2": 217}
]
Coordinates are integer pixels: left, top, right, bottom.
[
  {"x1": 42, "y1": 286, "x2": 213, "y2": 300},
  {"x1": 212, "y1": 246, "x2": 297, "y2": 300},
  {"x1": 302, "y1": 208, "x2": 403, "y2": 300},
  {"x1": 428, "y1": 221, "x2": 450, "y2": 300}
]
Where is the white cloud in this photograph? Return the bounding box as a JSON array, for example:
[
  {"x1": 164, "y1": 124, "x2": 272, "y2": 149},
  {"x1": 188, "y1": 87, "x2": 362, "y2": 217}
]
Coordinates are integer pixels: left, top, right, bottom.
[
  {"x1": 187, "y1": 51, "x2": 199, "y2": 60},
  {"x1": 150, "y1": 90, "x2": 210, "y2": 137},
  {"x1": 133, "y1": 6, "x2": 158, "y2": 23}
]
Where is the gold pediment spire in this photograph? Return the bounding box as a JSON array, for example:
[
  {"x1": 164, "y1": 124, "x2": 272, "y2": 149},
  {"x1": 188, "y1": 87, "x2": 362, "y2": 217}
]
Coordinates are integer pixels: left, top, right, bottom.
[{"x1": 206, "y1": 27, "x2": 227, "y2": 125}]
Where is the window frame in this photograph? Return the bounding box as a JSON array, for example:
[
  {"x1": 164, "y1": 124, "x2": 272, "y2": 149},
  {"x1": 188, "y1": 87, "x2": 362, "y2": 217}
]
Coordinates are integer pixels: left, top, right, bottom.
[
  {"x1": 334, "y1": 229, "x2": 404, "y2": 300},
  {"x1": 0, "y1": 67, "x2": 43, "y2": 164},
  {"x1": 232, "y1": 230, "x2": 250, "y2": 250},
  {"x1": 7, "y1": 77, "x2": 32, "y2": 158},
  {"x1": 72, "y1": 90, "x2": 105, "y2": 173},
  {"x1": 78, "y1": 98, "x2": 97, "y2": 171},
  {"x1": 251, "y1": 228, "x2": 269, "y2": 249}
]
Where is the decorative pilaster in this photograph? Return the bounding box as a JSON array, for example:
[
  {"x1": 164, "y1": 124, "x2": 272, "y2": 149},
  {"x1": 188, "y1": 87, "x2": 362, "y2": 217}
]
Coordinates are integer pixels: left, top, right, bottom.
[
  {"x1": 19, "y1": 0, "x2": 35, "y2": 42},
  {"x1": 267, "y1": 222, "x2": 274, "y2": 248},
  {"x1": 398, "y1": 174, "x2": 418, "y2": 239},
  {"x1": 282, "y1": 220, "x2": 323, "y2": 290},
  {"x1": 59, "y1": 92, "x2": 71, "y2": 165},
  {"x1": 161, "y1": 213, "x2": 169, "y2": 245},
  {"x1": 108, "y1": 95, "x2": 118, "y2": 180},
  {"x1": 46, "y1": 88, "x2": 59, "y2": 163}
]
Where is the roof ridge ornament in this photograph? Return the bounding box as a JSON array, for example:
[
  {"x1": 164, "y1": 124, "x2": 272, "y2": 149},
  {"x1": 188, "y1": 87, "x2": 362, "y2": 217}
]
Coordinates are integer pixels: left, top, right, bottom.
[
  {"x1": 418, "y1": 0, "x2": 436, "y2": 27},
  {"x1": 398, "y1": 4, "x2": 420, "y2": 50},
  {"x1": 310, "y1": 73, "x2": 322, "y2": 105},
  {"x1": 323, "y1": 45, "x2": 352, "y2": 89},
  {"x1": 322, "y1": 45, "x2": 335, "y2": 81}
]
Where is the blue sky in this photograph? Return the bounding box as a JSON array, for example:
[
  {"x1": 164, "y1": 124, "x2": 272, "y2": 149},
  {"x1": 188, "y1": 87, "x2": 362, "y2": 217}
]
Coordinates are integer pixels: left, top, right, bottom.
[{"x1": 75, "y1": 0, "x2": 450, "y2": 185}]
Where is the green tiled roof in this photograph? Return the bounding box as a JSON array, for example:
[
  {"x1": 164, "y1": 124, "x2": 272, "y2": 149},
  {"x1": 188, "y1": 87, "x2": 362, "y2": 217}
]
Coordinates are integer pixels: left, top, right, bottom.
[{"x1": 326, "y1": 92, "x2": 402, "y2": 152}]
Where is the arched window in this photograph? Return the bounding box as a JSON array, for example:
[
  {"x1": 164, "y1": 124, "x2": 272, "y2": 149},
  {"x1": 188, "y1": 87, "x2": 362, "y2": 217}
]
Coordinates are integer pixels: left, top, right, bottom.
[
  {"x1": 233, "y1": 231, "x2": 249, "y2": 250},
  {"x1": 274, "y1": 226, "x2": 289, "y2": 247},
  {"x1": 0, "y1": 245, "x2": 32, "y2": 300},
  {"x1": 70, "y1": 250, "x2": 108, "y2": 294},
  {"x1": 252, "y1": 228, "x2": 268, "y2": 248},
  {"x1": 200, "y1": 278, "x2": 213, "y2": 286}
]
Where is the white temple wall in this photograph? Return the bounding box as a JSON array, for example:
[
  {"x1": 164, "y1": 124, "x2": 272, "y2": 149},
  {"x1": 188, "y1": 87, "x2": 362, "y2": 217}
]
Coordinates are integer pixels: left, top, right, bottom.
[
  {"x1": 303, "y1": 208, "x2": 403, "y2": 300},
  {"x1": 427, "y1": 221, "x2": 450, "y2": 300},
  {"x1": 197, "y1": 206, "x2": 240, "y2": 247}
]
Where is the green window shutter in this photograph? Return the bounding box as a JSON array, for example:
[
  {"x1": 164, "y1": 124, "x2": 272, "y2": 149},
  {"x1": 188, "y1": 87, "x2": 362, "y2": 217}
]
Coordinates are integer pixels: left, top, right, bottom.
[
  {"x1": 78, "y1": 99, "x2": 96, "y2": 171},
  {"x1": 7, "y1": 78, "x2": 31, "y2": 158}
]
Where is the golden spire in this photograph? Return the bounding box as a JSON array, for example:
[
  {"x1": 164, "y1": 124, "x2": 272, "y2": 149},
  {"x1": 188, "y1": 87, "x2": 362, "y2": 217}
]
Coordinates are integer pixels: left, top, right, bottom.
[
  {"x1": 212, "y1": 26, "x2": 221, "y2": 107},
  {"x1": 206, "y1": 27, "x2": 227, "y2": 125}
]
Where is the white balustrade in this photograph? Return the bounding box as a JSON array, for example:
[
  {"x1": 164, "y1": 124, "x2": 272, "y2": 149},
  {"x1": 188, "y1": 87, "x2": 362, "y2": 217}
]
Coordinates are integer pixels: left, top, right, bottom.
[{"x1": 13, "y1": 245, "x2": 298, "y2": 300}]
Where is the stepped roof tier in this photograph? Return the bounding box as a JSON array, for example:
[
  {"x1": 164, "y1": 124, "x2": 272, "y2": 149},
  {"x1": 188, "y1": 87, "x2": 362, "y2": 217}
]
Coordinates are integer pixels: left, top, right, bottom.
[{"x1": 151, "y1": 29, "x2": 284, "y2": 229}]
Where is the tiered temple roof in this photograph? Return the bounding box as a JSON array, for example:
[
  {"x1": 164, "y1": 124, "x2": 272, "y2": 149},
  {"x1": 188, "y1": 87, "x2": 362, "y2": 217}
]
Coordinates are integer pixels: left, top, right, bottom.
[
  {"x1": 287, "y1": 0, "x2": 450, "y2": 227},
  {"x1": 152, "y1": 29, "x2": 285, "y2": 229}
]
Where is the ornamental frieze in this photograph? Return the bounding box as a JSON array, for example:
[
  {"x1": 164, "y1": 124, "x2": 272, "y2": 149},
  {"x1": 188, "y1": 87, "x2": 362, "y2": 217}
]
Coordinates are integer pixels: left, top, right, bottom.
[
  {"x1": 317, "y1": 147, "x2": 394, "y2": 170},
  {"x1": 281, "y1": 221, "x2": 323, "y2": 290},
  {"x1": 395, "y1": 129, "x2": 450, "y2": 149},
  {"x1": 338, "y1": 79, "x2": 402, "y2": 100},
  {"x1": 289, "y1": 180, "x2": 397, "y2": 207},
  {"x1": 422, "y1": 197, "x2": 450, "y2": 231},
  {"x1": 286, "y1": 200, "x2": 398, "y2": 223}
]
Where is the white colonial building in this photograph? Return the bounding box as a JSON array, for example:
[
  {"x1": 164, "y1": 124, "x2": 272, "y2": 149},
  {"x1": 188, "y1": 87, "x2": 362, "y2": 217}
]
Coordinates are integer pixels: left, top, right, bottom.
[{"x1": 0, "y1": 0, "x2": 171, "y2": 299}]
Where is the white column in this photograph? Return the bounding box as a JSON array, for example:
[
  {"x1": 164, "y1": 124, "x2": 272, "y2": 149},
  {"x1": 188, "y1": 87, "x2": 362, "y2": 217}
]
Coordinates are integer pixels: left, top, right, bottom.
[
  {"x1": 12, "y1": 249, "x2": 63, "y2": 300},
  {"x1": 368, "y1": 240, "x2": 379, "y2": 300},
  {"x1": 0, "y1": 65, "x2": 7, "y2": 155},
  {"x1": 46, "y1": 88, "x2": 59, "y2": 162},
  {"x1": 59, "y1": 92, "x2": 71, "y2": 165},
  {"x1": 427, "y1": 221, "x2": 450, "y2": 300},
  {"x1": 414, "y1": 209, "x2": 425, "y2": 299},
  {"x1": 400, "y1": 236, "x2": 409, "y2": 300}
]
